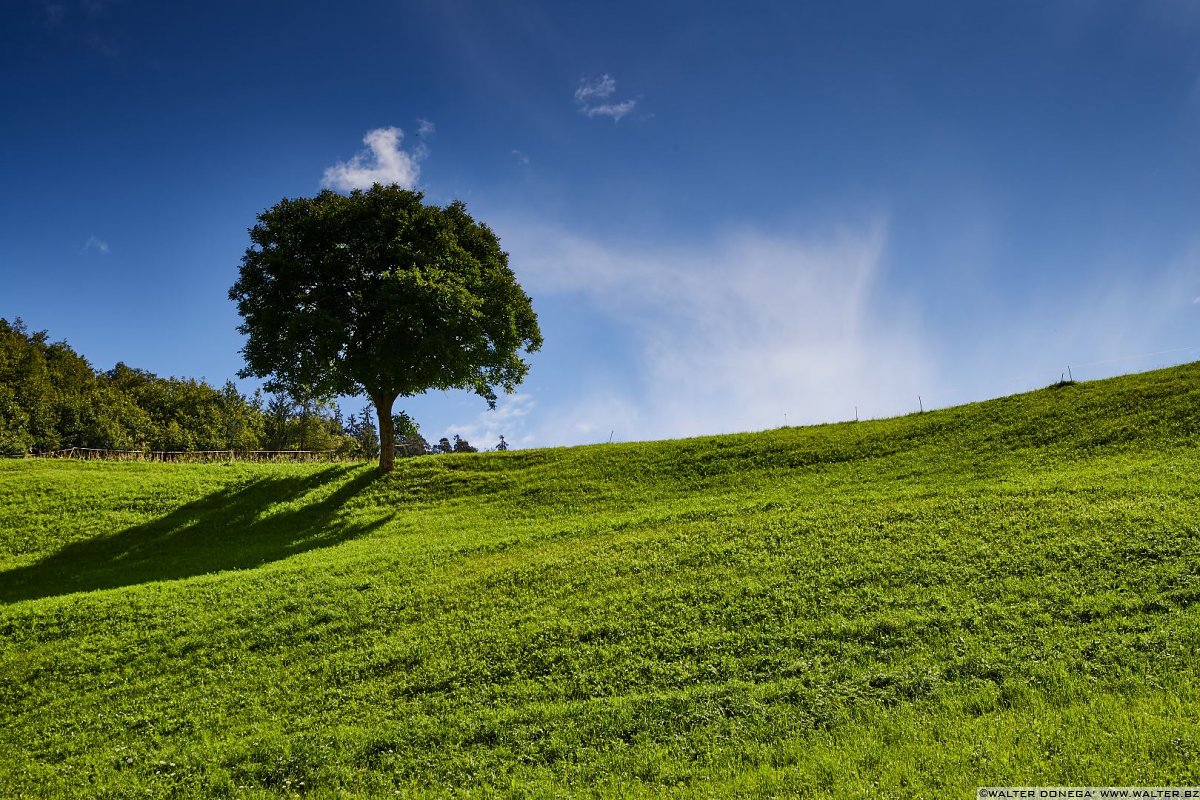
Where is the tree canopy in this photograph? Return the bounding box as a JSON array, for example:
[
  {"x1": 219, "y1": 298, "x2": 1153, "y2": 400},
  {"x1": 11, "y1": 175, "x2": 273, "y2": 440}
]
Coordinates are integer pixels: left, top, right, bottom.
[{"x1": 229, "y1": 184, "x2": 542, "y2": 471}]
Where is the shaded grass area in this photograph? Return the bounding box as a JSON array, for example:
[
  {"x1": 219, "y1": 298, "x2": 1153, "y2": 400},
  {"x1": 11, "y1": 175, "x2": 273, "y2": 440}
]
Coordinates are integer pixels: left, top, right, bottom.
[
  {"x1": 0, "y1": 466, "x2": 383, "y2": 602},
  {"x1": 2, "y1": 364, "x2": 1200, "y2": 797}
]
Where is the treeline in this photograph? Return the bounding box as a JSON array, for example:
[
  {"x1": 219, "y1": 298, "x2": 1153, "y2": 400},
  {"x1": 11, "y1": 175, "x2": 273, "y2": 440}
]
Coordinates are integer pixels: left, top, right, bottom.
[{"x1": 0, "y1": 318, "x2": 492, "y2": 458}]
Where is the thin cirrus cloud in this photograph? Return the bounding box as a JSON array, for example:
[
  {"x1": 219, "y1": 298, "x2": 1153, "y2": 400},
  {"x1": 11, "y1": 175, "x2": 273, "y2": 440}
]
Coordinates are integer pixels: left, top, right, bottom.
[
  {"x1": 490, "y1": 221, "x2": 1200, "y2": 448},
  {"x1": 321, "y1": 126, "x2": 429, "y2": 192},
  {"x1": 574, "y1": 74, "x2": 638, "y2": 121},
  {"x1": 492, "y1": 217, "x2": 941, "y2": 446},
  {"x1": 961, "y1": 238, "x2": 1200, "y2": 400},
  {"x1": 432, "y1": 212, "x2": 1200, "y2": 448},
  {"x1": 82, "y1": 235, "x2": 110, "y2": 254}
]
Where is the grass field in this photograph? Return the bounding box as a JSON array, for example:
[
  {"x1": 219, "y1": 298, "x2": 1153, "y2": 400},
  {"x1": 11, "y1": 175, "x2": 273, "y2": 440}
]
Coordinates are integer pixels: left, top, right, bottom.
[{"x1": 3, "y1": 365, "x2": 1200, "y2": 798}]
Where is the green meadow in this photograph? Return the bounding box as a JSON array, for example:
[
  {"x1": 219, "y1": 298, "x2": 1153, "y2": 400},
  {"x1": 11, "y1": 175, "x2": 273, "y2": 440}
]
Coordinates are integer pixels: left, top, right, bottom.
[{"x1": 3, "y1": 364, "x2": 1200, "y2": 798}]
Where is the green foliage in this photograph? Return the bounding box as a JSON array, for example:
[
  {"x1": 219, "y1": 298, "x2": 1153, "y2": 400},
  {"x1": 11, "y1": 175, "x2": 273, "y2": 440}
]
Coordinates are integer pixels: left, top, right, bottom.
[
  {"x1": 256, "y1": 392, "x2": 353, "y2": 453},
  {"x1": 392, "y1": 410, "x2": 420, "y2": 442},
  {"x1": 0, "y1": 318, "x2": 317, "y2": 454},
  {"x1": 344, "y1": 410, "x2": 381, "y2": 459},
  {"x1": 289, "y1": 396, "x2": 345, "y2": 453},
  {"x1": 229, "y1": 183, "x2": 542, "y2": 471},
  {"x1": 3, "y1": 364, "x2": 1200, "y2": 797},
  {"x1": 391, "y1": 410, "x2": 429, "y2": 457},
  {"x1": 1, "y1": 318, "x2": 68, "y2": 451},
  {"x1": 0, "y1": 384, "x2": 32, "y2": 456},
  {"x1": 262, "y1": 393, "x2": 293, "y2": 451},
  {"x1": 104, "y1": 363, "x2": 257, "y2": 451},
  {"x1": 0, "y1": 318, "x2": 375, "y2": 456}
]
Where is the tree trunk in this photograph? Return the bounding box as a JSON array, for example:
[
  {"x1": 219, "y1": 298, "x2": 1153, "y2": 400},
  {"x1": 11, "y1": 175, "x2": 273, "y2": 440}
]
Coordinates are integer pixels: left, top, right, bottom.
[
  {"x1": 374, "y1": 393, "x2": 397, "y2": 473},
  {"x1": 298, "y1": 402, "x2": 307, "y2": 451}
]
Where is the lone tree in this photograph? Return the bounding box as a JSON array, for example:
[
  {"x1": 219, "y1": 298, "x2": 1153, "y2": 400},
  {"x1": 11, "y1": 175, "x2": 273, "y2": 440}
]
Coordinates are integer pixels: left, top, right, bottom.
[{"x1": 229, "y1": 183, "x2": 542, "y2": 472}]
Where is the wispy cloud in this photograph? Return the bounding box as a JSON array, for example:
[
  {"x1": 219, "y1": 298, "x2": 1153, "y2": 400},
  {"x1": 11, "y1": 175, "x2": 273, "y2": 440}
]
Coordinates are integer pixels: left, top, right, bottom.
[
  {"x1": 82, "y1": 235, "x2": 110, "y2": 254},
  {"x1": 574, "y1": 75, "x2": 616, "y2": 104},
  {"x1": 574, "y1": 74, "x2": 638, "y2": 121},
  {"x1": 582, "y1": 100, "x2": 637, "y2": 121},
  {"x1": 433, "y1": 214, "x2": 1200, "y2": 450},
  {"x1": 321, "y1": 126, "x2": 428, "y2": 192},
  {"x1": 957, "y1": 237, "x2": 1200, "y2": 398},
  {"x1": 416, "y1": 118, "x2": 436, "y2": 137},
  {"x1": 495, "y1": 220, "x2": 1200, "y2": 448},
  {"x1": 511, "y1": 149, "x2": 530, "y2": 165},
  {"x1": 442, "y1": 394, "x2": 537, "y2": 450},
  {"x1": 42, "y1": 2, "x2": 65, "y2": 27},
  {"x1": 499, "y1": 218, "x2": 939, "y2": 445}
]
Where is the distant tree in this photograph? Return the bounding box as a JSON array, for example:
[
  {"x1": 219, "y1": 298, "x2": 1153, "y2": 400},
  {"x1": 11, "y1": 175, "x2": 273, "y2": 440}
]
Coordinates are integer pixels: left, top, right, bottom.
[
  {"x1": 0, "y1": 384, "x2": 31, "y2": 456},
  {"x1": 103, "y1": 364, "x2": 260, "y2": 451},
  {"x1": 1, "y1": 318, "x2": 270, "y2": 455},
  {"x1": 1, "y1": 318, "x2": 102, "y2": 451},
  {"x1": 263, "y1": 394, "x2": 294, "y2": 451},
  {"x1": 392, "y1": 410, "x2": 429, "y2": 457},
  {"x1": 344, "y1": 410, "x2": 380, "y2": 459},
  {"x1": 216, "y1": 382, "x2": 262, "y2": 450},
  {"x1": 160, "y1": 419, "x2": 189, "y2": 452},
  {"x1": 495, "y1": 435, "x2": 508, "y2": 452},
  {"x1": 42, "y1": 338, "x2": 97, "y2": 449},
  {"x1": 229, "y1": 183, "x2": 542, "y2": 472},
  {"x1": 87, "y1": 382, "x2": 154, "y2": 451},
  {"x1": 260, "y1": 391, "x2": 350, "y2": 453},
  {"x1": 0, "y1": 319, "x2": 39, "y2": 454},
  {"x1": 393, "y1": 411, "x2": 421, "y2": 442},
  {"x1": 292, "y1": 392, "x2": 339, "y2": 451},
  {"x1": 452, "y1": 434, "x2": 477, "y2": 453},
  {"x1": 436, "y1": 437, "x2": 453, "y2": 455},
  {"x1": 395, "y1": 434, "x2": 429, "y2": 457},
  {"x1": 101, "y1": 364, "x2": 163, "y2": 448}
]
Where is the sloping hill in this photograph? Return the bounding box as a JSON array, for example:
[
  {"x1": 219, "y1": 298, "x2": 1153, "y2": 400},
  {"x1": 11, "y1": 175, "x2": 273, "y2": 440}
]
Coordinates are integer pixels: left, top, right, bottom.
[{"x1": 2, "y1": 365, "x2": 1200, "y2": 798}]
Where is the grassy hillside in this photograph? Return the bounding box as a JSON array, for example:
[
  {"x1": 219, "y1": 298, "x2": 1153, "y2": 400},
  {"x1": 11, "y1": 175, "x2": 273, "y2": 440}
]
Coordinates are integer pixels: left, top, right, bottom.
[{"x1": 3, "y1": 364, "x2": 1200, "y2": 798}]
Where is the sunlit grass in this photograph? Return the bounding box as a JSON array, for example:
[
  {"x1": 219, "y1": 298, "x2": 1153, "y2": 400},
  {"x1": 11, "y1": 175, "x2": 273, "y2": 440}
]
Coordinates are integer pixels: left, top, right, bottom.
[{"x1": 2, "y1": 364, "x2": 1200, "y2": 797}]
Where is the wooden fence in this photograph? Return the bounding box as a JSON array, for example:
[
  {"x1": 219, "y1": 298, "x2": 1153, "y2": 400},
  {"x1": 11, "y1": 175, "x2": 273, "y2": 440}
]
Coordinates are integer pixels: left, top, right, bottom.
[{"x1": 36, "y1": 447, "x2": 354, "y2": 463}]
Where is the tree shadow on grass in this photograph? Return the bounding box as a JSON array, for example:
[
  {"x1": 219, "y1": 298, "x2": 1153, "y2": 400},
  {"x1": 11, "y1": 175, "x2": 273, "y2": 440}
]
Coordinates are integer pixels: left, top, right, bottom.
[{"x1": 0, "y1": 465, "x2": 387, "y2": 604}]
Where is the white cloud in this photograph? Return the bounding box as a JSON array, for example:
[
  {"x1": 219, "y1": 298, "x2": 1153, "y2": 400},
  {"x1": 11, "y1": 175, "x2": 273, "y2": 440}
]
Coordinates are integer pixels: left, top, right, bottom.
[
  {"x1": 581, "y1": 100, "x2": 638, "y2": 121},
  {"x1": 440, "y1": 394, "x2": 536, "y2": 451},
  {"x1": 417, "y1": 118, "x2": 436, "y2": 137},
  {"x1": 574, "y1": 75, "x2": 616, "y2": 103},
  {"x1": 574, "y1": 74, "x2": 638, "y2": 121},
  {"x1": 497, "y1": 218, "x2": 939, "y2": 445},
  {"x1": 321, "y1": 126, "x2": 426, "y2": 192},
  {"x1": 431, "y1": 220, "x2": 1200, "y2": 450},
  {"x1": 82, "y1": 235, "x2": 109, "y2": 254},
  {"x1": 953, "y1": 237, "x2": 1200, "y2": 399}
]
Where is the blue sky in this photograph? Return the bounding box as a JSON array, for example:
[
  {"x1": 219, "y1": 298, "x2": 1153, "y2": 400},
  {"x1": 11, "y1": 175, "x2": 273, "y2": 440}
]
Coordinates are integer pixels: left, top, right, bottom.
[{"x1": 3, "y1": 1, "x2": 1199, "y2": 448}]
